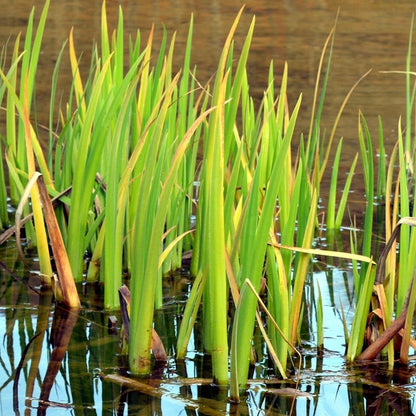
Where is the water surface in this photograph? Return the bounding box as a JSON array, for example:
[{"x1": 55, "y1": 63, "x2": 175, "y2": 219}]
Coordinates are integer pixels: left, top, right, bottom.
[
  {"x1": 2, "y1": 244, "x2": 416, "y2": 415},
  {"x1": 0, "y1": 0, "x2": 414, "y2": 159}
]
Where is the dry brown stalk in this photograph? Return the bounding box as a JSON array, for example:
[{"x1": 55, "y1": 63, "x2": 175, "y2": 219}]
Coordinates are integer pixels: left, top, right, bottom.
[{"x1": 37, "y1": 175, "x2": 80, "y2": 308}]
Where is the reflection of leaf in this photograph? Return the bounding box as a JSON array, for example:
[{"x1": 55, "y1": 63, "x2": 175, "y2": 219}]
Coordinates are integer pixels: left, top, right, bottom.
[
  {"x1": 13, "y1": 332, "x2": 41, "y2": 414},
  {"x1": 25, "y1": 290, "x2": 53, "y2": 410},
  {"x1": 101, "y1": 372, "x2": 224, "y2": 416},
  {"x1": 37, "y1": 308, "x2": 79, "y2": 415},
  {"x1": 264, "y1": 387, "x2": 314, "y2": 398}
]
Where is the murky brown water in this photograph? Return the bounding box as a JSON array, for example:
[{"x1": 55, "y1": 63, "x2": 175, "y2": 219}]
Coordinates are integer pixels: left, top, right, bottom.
[{"x1": 0, "y1": 0, "x2": 415, "y2": 159}]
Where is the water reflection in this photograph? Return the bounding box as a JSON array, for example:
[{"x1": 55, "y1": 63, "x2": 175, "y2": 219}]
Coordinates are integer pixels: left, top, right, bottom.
[
  {"x1": 36, "y1": 307, "x2": 79, "y2": 416},
  {"x1": 0, "y1": 248, "x2": 120, "y2": 415},
  {"x1": 2, "y1": 247, "x2": 416, "y2": 415},
  {"x1": 347, "y1": 362, "x2": 416, "y2": 416}
]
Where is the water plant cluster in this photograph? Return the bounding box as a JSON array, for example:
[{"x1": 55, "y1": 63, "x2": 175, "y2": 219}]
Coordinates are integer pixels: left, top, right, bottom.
[{"x1": 1, "y1": 0, "x2": 416, "y2": 403}]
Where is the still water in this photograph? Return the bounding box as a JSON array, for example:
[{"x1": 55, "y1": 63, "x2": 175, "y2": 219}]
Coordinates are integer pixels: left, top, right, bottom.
[
  {"x1": 0, "y1": 0, "x2": 415, "y2": 162},
  {"x1": 2, "y1": 239, "x2": 416, "y2": 415},
  {"x1": 1, "y1": 0, "x2": 416, "y2": 415}
]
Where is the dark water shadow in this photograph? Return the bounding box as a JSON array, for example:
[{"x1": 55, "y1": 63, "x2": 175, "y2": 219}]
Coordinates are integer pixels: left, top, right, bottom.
[
  {"x1": 36, "y1": 306, "x2": 79, "y2": 416},
  {"x1": 10, "y1": 290, "x2": 79, "y2": 416}
]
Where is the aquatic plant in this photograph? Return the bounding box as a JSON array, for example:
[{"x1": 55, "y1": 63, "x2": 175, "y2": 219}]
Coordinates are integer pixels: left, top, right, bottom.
[
  {"x1": 346, "y1": 17, "x2": 416, "y2": 367},
  {"x1": 4, "y1": 0, "x2": 413, "y2": 403},
  {"x1": 0, "y1": 0, "x2": 53, "y2": 283}
]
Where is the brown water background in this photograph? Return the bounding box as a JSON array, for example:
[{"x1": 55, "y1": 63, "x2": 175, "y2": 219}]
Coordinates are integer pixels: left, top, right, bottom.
[{"x1": 1, "y1": 0, "x2": 416, "y2": 200}]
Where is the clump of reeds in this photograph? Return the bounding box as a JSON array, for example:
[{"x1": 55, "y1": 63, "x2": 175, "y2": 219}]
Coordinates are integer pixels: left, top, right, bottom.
[
  {"x1": 346, "y1": 15, "x2": 416, "y2": 367},
  {"x1": 4, "y1": 0, "x2": 416, "y2": 404}
]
